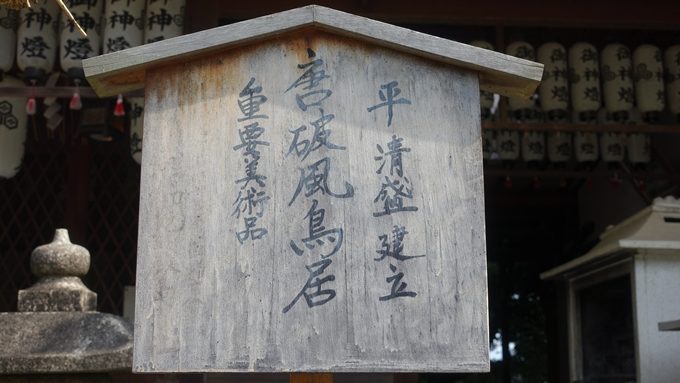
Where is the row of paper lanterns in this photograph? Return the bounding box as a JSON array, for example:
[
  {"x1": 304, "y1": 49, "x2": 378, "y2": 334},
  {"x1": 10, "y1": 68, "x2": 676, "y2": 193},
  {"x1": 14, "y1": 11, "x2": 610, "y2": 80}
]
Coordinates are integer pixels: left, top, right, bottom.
[
  {"x1": 473, "y1": 40, "x2": 680, "y2": 165},
  {"x1": 0, "y1": 0, "x2": 184, "y2": 78},
  {"x1": 0, "y1": 0, "x2": 185, "y2": 178}
]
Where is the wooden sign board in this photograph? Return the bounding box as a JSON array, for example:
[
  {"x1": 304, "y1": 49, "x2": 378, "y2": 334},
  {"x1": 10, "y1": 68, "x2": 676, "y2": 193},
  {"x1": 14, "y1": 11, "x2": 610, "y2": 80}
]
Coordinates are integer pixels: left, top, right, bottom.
[{"x1": 83, "y1": 5, "x2": 543, "y2": 374}]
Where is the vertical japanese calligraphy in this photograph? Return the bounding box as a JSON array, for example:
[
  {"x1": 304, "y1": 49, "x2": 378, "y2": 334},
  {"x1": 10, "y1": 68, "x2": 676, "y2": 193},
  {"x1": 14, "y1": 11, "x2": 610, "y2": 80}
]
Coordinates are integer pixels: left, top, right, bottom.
[
  {"x1": 232, "y1": 77, "x2": 270, "y2": 244},
  {"x1": 367, "y1": 81, "x2": 412, "y2": 127},
  {"x1": 373, "y1": 135, "x2": 418, "y2": 217},
  {"x1": 132, "y1": 30, "x2": 492, "y2": 371},
  {"x1": 375, "y1": 225, "x2": 424, "y2": 301},
  {"x1": 284, "y1": 48, "x2": 354, "y2": 313},
  {"x1": 368, "y1": 87, "x2": 424, "y2": 302}
]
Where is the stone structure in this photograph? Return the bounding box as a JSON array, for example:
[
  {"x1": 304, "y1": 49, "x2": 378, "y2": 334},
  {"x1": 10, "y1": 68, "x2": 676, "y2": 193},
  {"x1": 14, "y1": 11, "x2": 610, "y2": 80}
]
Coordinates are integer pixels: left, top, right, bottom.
[
  {"x1": 541, "y1": 196, "x2": 680, "y2": 383},
  {"x1": 0, "y1": 229, "x2": 133, "y2": 382},
  {"x1": 18, "y1": 229, "x2": 96, "y2": 312}
]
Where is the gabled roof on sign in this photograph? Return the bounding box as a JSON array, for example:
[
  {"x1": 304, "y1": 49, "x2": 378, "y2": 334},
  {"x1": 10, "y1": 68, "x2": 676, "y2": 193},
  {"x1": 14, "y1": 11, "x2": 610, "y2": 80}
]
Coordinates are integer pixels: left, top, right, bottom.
[{"x1": 83, "y1": 5, "x2": 543, "y2": 98}]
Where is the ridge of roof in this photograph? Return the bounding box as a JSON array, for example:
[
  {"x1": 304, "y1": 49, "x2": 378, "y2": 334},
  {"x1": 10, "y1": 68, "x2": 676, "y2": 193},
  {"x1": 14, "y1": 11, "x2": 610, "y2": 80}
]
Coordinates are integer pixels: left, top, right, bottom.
[{"x1": 84, "y1": 5, "x2": 542, "y2": 98}]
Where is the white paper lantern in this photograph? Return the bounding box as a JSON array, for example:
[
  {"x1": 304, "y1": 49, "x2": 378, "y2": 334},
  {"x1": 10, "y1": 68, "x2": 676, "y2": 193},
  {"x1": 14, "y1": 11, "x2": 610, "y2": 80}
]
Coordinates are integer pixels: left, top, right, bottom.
[
  {"x1": 574, "y1": 132, "x2": 599, "y2": 163},
  {"x1": 633, "y1": 44, "x2": 665, "y2": 118},
  {"x1": 664, "y1": 45, "x2": 680, "y2": 118},
  {"x1": 144, "y1": 0, "x2": 185, "y2": 44},
  {"x1": 498, "y1": 130, "x2": 520, "y2": 161},
  {"x1": 59, "y1": 0, "x2": 103, "y2": 77},
  {"x1": 569, "y1": 42, "x2": 601, "y2": 121},
  {"x1": 0, "y1": 74, "x2": 28, "y2": 179},
  {"x1": 521, "y1": 131, "x2": 545, "y2": 163},
  {"x1": 601, "y1": 44, "x2": 634, "y2": 117},
  {"x1": 16, "y1": 0, "x2": 59, "y2": 80},
  {"x1": 482, "y1": 129, "x2": 497, "y2": 161},
  {"x1": 538, "y1": 42, "x2": 571, "y2": 164},
  {"x1": 572, "y1": 111, "x2": 598, "y2": 163},
  {"x1": 627, "y1": 133, "x2": 650, "y2": 165},
  {"x1": 598, "y1": 108, "x2": 625, "y2": 163},
  {"x1": 506, "y1": 41, "x2": 542, "y2": 163},
  {"x1": 129, "y1": 96, "x2": 144, "y2": 164},
  {"x1": 547, "y1": 131, "x2": 571, "y2": 163},
  {"x1": 627, "y1": 108, "x2": 650, "y2": 165},
  {"x1": 537, "y1": 42, "x2": 569, "y2": 118},
  {"x1": 103, "y1": 0, "x2": 145, "y2": 53},
  {"x1": 0, "y1": 7, "x2": 18, "y2": 73},
  {"x1": 506, "y1": 41, "x2": 537, "y2": 114}
]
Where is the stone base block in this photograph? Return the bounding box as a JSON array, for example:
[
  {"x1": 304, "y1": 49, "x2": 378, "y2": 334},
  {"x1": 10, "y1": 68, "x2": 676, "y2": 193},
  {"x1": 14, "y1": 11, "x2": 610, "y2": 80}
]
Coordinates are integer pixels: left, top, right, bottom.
[
  {"x1": 0, "y1": 312, "x2": 132, "y2": 374},
  {"x1": 18, "y1": 277, "x2": 96, "y2": 312}
]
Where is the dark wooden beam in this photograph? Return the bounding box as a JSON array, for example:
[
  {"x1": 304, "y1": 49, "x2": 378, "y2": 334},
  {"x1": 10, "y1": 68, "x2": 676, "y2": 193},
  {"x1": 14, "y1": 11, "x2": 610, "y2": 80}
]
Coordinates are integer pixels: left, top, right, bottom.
[{"x1": 187, "y1": 0, "x2": 680, "y2": 31}]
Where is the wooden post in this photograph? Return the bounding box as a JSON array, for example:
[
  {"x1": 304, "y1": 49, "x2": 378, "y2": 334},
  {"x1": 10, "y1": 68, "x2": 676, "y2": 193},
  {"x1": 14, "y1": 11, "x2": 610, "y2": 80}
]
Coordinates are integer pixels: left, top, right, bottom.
[
  {"x1": 63, "y1": 138, "x2": 91, "y2": 244},
  {"x1": 290, "y1": 373, "x2": 333, "y2": 383}
]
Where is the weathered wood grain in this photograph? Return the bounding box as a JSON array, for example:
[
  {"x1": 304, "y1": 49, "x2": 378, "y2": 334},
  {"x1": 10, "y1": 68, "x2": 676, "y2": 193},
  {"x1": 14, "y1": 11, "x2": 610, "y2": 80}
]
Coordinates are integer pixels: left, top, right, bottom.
[
  {"x1": 83, "y1": 5, "x2": 542, "y2": 98},
  {"x1": 134, "y1": 31, "x2": 488, "y2": 373}
]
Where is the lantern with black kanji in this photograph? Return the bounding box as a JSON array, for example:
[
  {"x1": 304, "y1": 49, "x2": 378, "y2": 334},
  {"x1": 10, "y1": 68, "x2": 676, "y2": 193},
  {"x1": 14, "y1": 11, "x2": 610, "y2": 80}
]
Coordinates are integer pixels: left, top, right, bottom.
[
  {"x1": 598, "y1": 108, "x2": 625, "y2": 164},
  {"x1": 0, "y1": 6, "x2": 17, "y2": 74},
  {"x1": 569, "y1": 42, "x2": 601, "y2": 121},
  {"x1": 144, "y1": 0, "x2": 184, "y2": 44},
  {"x1": 538, "y1": 41, "x2": 571, "y2": 164},
  {"x1": 600, "y1": 43, "x2": 634, "y2": 165},
  {"x1": 103, "y1": 0, "x2": 146, "y2": 162},
  {"x1": 633, "y1": 44, "x2": 665, "y2": 123},
  {"x1": 16, "y1": 0, "x2": 59, "y2": 81},
  {"x1": 601, "y1": 44, "x2": 634, "y2": 119},
  {"x1": 0, "y1": 74, "x2": 27, "y2": 179},
  {"x1": 664, "y1": 45, "x2": 680, "y2": 122},
  {"x1": 569, "y1": 42, "x2": 601, "y2": 164},
  {"x1": 507, "y1": 40, "x2": 543, "y2": 164},
  {"x1": 129, "y1": 96, "x2": 143, "y2": 164},
  {"x1": 59, "y1": 0, "x2": 103, "y2": 79},
  {"x1": 103, "y1": 0, "x2": 145, "y2": 54}
]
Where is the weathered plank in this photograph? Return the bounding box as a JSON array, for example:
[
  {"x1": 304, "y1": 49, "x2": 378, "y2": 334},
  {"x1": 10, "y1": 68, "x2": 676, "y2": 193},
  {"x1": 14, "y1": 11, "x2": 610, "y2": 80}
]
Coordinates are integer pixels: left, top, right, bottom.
[
  {"x1": 134, "y1": 31, "x2": 488, "y2": 373},
  {"x1": 83, "y1": 5, "x2": 542, "y2": 98}
]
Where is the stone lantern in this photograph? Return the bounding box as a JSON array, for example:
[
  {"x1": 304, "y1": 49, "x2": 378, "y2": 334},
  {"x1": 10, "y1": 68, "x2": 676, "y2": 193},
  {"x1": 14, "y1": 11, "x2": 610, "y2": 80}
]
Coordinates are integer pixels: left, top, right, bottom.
[
  {"x1": 0, "y1": 229, "x2": 133, "y2": 381},
  {"x1": 541, "y1": 196, "x2": 680, "y2": 383}
]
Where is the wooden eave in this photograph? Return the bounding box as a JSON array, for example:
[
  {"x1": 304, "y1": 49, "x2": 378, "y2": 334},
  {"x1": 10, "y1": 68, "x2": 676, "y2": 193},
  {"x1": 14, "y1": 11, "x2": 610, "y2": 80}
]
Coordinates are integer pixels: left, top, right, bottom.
[{"x1": 83, "y1": 5, "x2": 543, "y2": 98}]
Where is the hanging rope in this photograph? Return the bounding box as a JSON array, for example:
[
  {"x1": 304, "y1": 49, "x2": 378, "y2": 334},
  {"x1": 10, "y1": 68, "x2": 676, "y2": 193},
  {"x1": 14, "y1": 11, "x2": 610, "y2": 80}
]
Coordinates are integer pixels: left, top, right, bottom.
[
  {"x1": 0, "y1": 0, "x2": 31, "y2": 9},
  {"x1": 0, "y1": 0, "x2": 87, "y2": 37}
]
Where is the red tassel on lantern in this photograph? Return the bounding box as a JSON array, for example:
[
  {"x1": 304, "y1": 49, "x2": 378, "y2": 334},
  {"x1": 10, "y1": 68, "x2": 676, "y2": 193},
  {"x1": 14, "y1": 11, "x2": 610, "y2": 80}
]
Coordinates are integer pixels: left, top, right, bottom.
[
  {"x1": 69, "y1": 91, "x2": 82, "y2": 110},
  {"x1": 114, "y1": 94, "x2": 125, "y2": 117},
  {"x1": 26, "y1": 97, "x2": 36, "y2": 116}
]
